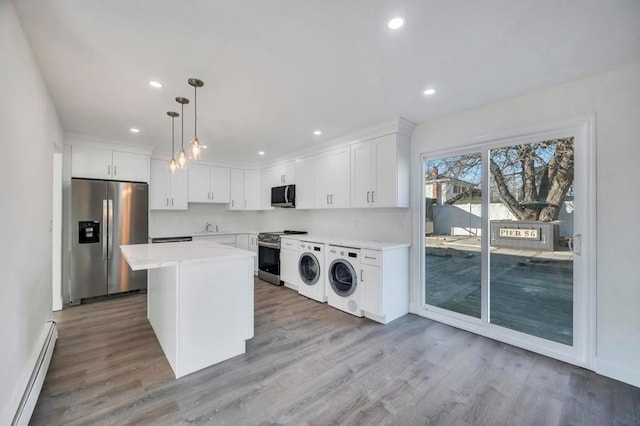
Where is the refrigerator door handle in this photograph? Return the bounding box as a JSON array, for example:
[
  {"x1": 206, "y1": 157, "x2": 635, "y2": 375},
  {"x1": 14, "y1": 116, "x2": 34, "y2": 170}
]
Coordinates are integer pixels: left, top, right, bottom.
[
  {"x1": 102, "y1": 199, "x2": 108, "y2": 259},
  {"x1": 108, "y1": 199, "x2": 114, "y2": 259}
]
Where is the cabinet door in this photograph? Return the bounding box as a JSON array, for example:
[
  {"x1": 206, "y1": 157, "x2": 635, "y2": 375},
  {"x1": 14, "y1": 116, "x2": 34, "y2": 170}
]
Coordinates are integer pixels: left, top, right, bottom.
[
  {"x1": 280, "y1": 249, "x2": 298, "y2": 286},
  {"x1": 235, "y1": 234, "x2": 249, "y2": 250},
  {"x1": 248, "y1": 234, "x2": 259, "y2": 273},
  {"x1": 169, "y1": 169, "x2": 188, "y2": 210},
  {"x1": 372, "y1": 134, "x2": 398, "y2": 207},
  {"x1": 363, "y1": 264, "x2": 383, "y2": 316},
  {"x1": 260, "y1": 167, "x2": 276, "y2": 210},
  {"x1": 330, "y1": 147, "x2": 351, "y2": 208},
  {"x1": 284, "y1": 161, "x2": 297, "y2": 184},
  {"x1": 112, "y1": 151, "x2": 149, "y2": 183},
  {"x1": 350, "y1": 140, "x2": 373, "y2": 208},
  {"x1": 296, "y1": 156, "x2": 314, "y2": 209},
  {"x1": 313, "y1": 152, "x2": 332, "y2": 208},
  {"x1": 188, "y1": 164, "x2": 212, "y2": 203},
  {"x1": 71, "y1": 146, "x2": 112, "y2": 179},
  {"x1": 243, "y1": 169, "x2": 261, "y2": 210},
  {"x1": 210, "y1": 166, "x2": 231, "y2": 203},
  {"x1": 149, "y1": 159, "x2": 170, "y2": 210},
  {"x1": 229, "y1": 168, "x2": 244, "y2": 210}
]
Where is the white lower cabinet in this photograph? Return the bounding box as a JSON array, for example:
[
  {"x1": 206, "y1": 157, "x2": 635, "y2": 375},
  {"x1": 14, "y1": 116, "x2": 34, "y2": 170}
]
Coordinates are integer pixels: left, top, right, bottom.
[
  {"x1": 248, "y1": 234, "x2": 259, "y2": 273},
  {"x1": 192, "y1": 234, "x2": 236, "y2": 247},
  {"x1": 149, "y1": 159, "x2": 187, "y2": 210},
  {"x1": 235, "y1": 234, "x2": 249, "y2": 250},
  {"x1": 361, "y1": 247, "x2": 409, "y2": 324},
  {"x1": 280, "y1": 238, "x2": 298, "y2": 288}
]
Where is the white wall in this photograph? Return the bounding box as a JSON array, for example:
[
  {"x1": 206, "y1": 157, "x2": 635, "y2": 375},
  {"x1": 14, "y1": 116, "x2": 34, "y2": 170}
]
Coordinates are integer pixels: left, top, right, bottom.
[
  {"x1": 0, "y1": 1, "x2": 63, "y2": 422},
  {"x1": 260, "y1": 208, "x2": 412, "y2": 243},
  {"x1": 410, "y1": 63, "x2": 640, "y2": 387},
  {"x1": 150, "y1": 205, "x2": 412, "y2": 244}
]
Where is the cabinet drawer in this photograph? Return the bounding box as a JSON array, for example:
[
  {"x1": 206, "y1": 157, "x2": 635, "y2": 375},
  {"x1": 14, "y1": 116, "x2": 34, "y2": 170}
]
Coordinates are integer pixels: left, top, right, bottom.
[{"x1": 362, "y1": 249, "x2": 382, "y2": 266}]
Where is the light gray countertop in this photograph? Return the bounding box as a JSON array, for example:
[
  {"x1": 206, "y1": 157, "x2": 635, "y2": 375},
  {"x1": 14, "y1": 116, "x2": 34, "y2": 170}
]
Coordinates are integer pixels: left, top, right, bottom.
[
  {"x1": 279, "y1": 234, "x2": 410, "y2": 251},
  {"x1": 121, "y1": 240, "x2": 255, "y2": 271}
]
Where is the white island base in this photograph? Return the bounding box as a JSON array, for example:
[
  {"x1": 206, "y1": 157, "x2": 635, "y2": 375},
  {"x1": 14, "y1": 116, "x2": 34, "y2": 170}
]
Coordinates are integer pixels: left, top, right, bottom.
[{"x1": 120, "y1": 241, "x2": 255, "y2": 379}]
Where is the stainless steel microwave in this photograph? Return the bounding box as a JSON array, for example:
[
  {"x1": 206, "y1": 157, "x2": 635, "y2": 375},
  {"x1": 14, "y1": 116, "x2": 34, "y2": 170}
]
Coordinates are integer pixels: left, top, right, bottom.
[{"x1": 271, "y1": 185, "x2": 295, "y2": 208}]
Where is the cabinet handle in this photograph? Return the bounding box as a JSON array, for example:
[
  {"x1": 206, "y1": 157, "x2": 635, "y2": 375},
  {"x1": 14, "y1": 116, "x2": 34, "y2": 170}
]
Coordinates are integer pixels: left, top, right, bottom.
[
  {"x1": 171, "y1": 198, "x2": 174, "y2": 206},
  {"x1": 244, "y1": 200, "x2": 247, "y2": 208},
  {"x1": 107, "y1": 165, "x2": 111, "y2": 176},
  {"x1": 165, "y1": 198, "x2": 168, "y2": 206},
  {"x1": 113, "y1": 165, "x2": 117, "y2": 176},
  {"x1": 326, "y1": 194, "x2": 329, "y2": 205},
  {"x1": 231, "y1": 200, "x2": 234, "y2": 207},
  {"x1": 371, "y1": 191, "x2": 375, "y2": 202},
  {"x1": 361, "y1": 269, "x2": 364, "y2": 282},
  {"x1": 330, "y1": 194, "x2": 334, "y2": 204},
  {"x1": 364, "y1": 256, "x2": 377, "y2": 260},
  {"x1": 367, "y1": 191, "x2": 370, "y2": 202}
]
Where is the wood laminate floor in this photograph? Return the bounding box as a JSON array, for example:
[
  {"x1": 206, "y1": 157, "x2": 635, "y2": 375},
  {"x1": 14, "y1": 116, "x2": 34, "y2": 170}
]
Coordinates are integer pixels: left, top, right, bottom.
[{"x1": 33, "y1": 279, "x2": 640, "y2": 425}]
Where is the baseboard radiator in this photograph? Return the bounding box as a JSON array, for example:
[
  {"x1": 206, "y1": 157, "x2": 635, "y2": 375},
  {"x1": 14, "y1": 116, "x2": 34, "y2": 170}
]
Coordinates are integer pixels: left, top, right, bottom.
[{"x1": 12, "y1": 320, "x2": 57, "y2": 426}]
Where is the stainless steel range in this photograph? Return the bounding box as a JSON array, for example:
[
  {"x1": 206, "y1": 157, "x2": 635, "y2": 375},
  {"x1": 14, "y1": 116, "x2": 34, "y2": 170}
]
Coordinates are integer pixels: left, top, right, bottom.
[{"x1": 258, "y1": 230, "x2": 307, "y2": 285}]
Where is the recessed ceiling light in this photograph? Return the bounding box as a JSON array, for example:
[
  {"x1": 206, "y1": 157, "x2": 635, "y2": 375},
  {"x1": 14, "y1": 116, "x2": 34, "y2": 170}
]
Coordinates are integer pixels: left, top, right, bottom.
[
  {"x1": 258, "y1": 151, "x2": 265, "y2": 156},
  {"x1": 149, "y1": 81, "x2": 162, "y2": 88},
  {"x1": 313, "y1": 130, "x2": 322, "y2": 136},
  {"x1": 388, "y1": 17, "x2": 405, "y2": 30},
  {"x1": 423, "y1": 88, "x2": 436, "y2": 96},
  {"x1": 130, "y1": 128, "x2": 140, "y2": 133},
  {"x1": 202, "y1": 145, "x2": 208, "y2": 149}
]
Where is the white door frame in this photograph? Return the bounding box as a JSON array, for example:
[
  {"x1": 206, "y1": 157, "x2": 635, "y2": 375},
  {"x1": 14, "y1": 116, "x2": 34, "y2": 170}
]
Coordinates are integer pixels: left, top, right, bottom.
[{"x1": 418, "y1": 115, "x2": 596, "y2": 369}]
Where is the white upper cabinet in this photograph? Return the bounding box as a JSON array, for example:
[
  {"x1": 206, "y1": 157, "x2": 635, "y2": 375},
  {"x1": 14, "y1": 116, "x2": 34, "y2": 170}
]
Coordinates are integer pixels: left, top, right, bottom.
[
  {"x1": 229, "y1": 169, "x2": 261, "y2": 210},
  {"x1": 260, "y1": 167, "x2": 275, "y2": 210},
  {"x1": 314, "y1": 147, "x2": 350, "y2": 209},
  {"x1": 273, "y1": 161, "x2": 296, "y2": 185},
  {"x1": 295, "y1": 156, "x2": 314, "y2": 209},
  {"x1": 72, "y1": 146, "x2": 149, "y2": 182},
  {"x1": 350, "y1": 133, "x2": 410, "y2": 208},
  {"x1": 149, "y1": 159, "x2": 187, "y2": 210},
  {"x1": 188, "y1": 164, "x2": 230, "y2": 203}
]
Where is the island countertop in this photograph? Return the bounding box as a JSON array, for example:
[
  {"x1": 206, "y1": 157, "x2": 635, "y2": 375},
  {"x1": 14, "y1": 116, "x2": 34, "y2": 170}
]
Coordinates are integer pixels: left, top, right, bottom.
[{"x1": 120, "y1": 240, "x2": 256, "y2": 271}]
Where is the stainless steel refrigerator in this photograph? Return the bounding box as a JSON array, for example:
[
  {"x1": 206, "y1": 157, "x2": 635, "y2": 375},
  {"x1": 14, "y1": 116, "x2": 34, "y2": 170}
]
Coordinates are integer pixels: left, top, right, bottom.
[{"x1": 71, "y1": 178, "x2": 148, "y2": 302}]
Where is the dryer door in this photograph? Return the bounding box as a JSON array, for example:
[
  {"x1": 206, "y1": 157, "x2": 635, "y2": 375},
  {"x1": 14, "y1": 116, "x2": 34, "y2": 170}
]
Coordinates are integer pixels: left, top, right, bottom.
[
  {"x1": 299, "y1": 253, "x2": 320, "y2": 285},
  {"x1": 329, "y1": 259, "x2": 357, "y2": 296}
]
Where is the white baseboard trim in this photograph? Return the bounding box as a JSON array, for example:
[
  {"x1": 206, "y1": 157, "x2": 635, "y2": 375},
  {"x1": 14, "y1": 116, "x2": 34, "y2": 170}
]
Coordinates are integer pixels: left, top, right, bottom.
[
  {"x1": 11, "y1": 321, "x2": 57, "y2": 426},
  {"x1": 596, "y1": 358, "x2": 640, "y2": 388}
]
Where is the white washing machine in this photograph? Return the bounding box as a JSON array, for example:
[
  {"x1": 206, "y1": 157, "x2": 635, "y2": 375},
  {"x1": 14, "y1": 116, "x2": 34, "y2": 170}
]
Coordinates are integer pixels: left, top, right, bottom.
[
  {"x1": 297, "y1": 241, "x2": 326, "y2": 302},
  {"x1": 326, "y1": 245, "x2": 363, "y2": 317}
]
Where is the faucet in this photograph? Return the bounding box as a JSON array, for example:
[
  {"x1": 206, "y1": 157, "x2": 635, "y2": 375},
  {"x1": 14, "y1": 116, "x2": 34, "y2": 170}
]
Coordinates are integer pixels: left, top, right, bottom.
[{"x1": 205, "y1": 222, "x2": 213, "y2": 232}]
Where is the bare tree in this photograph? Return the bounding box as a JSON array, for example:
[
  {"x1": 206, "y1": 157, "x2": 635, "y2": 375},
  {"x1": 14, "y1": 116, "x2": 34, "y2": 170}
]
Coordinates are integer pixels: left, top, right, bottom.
[{"x1": 426, "y1": 137, "x2": 574, "y2": 221}]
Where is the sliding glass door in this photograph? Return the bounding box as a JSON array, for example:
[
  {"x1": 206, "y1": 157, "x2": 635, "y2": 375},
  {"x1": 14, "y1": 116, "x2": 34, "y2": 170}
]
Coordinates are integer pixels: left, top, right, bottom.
[{"x1": 422, "y1": 118, "x2": 594, "y2": 366}]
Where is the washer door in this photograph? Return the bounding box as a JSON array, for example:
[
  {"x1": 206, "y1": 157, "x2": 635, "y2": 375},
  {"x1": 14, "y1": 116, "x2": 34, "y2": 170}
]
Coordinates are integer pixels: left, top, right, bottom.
[
  {"x1": 329, "y1": 259, "x2": 357, "y2": 297},
  {"x1": 299, "y1": 252, "x2": 320, "y2": 285}
]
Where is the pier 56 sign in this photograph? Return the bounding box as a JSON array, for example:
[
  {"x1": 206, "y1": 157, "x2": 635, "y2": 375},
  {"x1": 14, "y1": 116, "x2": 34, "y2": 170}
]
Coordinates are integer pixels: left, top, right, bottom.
[{"x1": 499, "y1": 228, "x2": 539, "y2": 240}]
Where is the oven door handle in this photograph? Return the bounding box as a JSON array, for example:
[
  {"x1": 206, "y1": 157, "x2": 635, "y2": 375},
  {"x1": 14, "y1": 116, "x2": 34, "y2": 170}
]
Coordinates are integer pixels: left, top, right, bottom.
[{"x1": 258, "y1": 241, "x2": 281, "y2": 249}]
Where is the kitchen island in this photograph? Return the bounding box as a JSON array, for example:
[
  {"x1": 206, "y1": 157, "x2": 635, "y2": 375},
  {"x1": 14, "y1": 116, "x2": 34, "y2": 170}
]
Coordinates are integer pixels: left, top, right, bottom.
[{"x1": 120, "y1": 240, "x2": 255, "y2": 378}]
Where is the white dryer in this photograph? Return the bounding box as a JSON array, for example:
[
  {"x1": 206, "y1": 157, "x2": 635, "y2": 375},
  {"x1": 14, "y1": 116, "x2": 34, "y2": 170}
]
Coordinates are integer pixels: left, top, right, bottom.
[
  {"x1": 326, "y1": 245, "x2": 363, "y2": 317},
  {"x1": 297, "y1": 241, "x2": 327, "y2": 302}
]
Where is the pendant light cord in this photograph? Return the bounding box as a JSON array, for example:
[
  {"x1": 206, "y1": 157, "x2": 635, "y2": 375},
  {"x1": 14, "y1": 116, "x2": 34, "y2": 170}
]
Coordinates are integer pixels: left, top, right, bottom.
[
  {"x1": 181, "y1": 103, "x2": 184, "y2": 149},
  {"x1": 194, "y1": 85, "x2": 198, "y2": 140},
  {"x1": 171, "y1": 115, "x2": 175, "y2": 154}
]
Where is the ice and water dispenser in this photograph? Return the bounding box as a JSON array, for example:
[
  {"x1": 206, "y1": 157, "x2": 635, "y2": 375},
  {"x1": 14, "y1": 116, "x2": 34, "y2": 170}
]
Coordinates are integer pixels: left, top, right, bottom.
[{"x1": 78, "y1": 221, "x2": 100, "y2": 244}]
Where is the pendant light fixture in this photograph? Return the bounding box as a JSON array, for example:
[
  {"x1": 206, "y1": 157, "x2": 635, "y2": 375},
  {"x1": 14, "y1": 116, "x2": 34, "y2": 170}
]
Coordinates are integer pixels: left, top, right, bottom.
[
  {"x1": 167, "y1": 111, "x2": 179, "y2": 173},
  {"x1": 175, "y1": 96, "x2": 190, "y2": 168},
  {"x1": 188, "y1": 78, "x2": 204, "y2": 160}
]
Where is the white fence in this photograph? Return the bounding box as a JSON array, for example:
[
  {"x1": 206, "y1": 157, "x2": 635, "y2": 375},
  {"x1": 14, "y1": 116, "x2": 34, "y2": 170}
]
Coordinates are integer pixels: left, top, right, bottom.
[{"x1": 430, "y1": 201, "x2": 574, "y2": 237}]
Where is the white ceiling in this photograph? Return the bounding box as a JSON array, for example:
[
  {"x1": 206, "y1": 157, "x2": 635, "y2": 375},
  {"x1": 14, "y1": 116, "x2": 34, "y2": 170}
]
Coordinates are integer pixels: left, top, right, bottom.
[{"x1": 13, "y1": 0, "x2": 640, "y2": 164}]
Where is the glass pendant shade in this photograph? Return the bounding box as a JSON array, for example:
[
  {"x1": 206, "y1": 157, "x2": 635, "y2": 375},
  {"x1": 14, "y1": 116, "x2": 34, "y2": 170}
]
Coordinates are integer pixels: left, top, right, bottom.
[
  {"x1": 175, "y1": 96, "x2": 190, "y2": 169},
  {"x1": 167, "y1": 157, "x2": 178, "y2": 174},
  {"x1": 177, "y1": 149, "x2": 188, "y2": 168},
  {"x1": 189, "y1": 138, "x2": 203, "y2": 160},
  {"x1": 166, "y1": 111, "x2": 180, "y2": 174}
]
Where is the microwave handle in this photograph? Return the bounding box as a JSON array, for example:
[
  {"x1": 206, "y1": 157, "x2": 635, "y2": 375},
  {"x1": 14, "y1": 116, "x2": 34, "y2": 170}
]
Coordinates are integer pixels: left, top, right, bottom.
[{"x1": 284, "y1": 186, "x2": 289, "y2": 204}]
